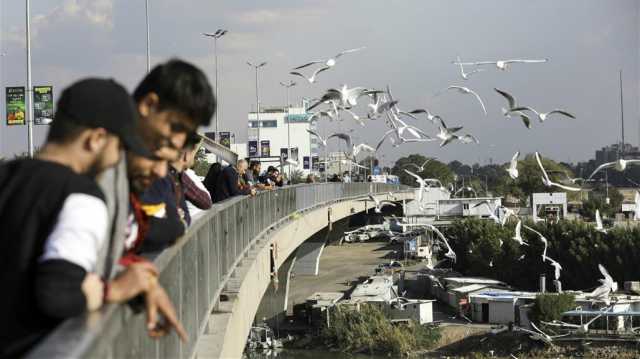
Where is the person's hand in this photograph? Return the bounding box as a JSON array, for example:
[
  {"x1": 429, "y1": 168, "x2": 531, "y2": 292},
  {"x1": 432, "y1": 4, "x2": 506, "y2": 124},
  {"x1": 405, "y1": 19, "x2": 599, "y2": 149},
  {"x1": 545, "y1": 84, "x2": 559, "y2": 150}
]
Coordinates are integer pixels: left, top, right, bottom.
[
  {"x1": 250, "y1": 188, "x2": 257, "y2": 196},
  {"x1": 82, "y1": 273, "x2": 104, "y2": 311},
  {"x1": 106, "y1": 262, "x2": 158, "y2": 303},
  {"x1": 145, "y1": 284, "x2": 188, "y2": 342}
]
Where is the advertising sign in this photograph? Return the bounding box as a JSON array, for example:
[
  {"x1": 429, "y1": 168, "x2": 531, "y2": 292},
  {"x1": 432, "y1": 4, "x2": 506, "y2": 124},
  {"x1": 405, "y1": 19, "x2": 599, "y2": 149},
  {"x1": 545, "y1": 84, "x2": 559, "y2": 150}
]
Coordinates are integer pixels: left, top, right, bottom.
[
  {"x1": 290, "y1": 147, "x2": 299, "y2": 162},
  {"x1": 33, "y1": 86, "x2": 54, "y2": 125},
  {"x1": 303, "y1": 156, "x2": 310, "y2": 169},
  {"x1": 219, "y1": 131, "x2": 231, "y2": 148},
  {"x1": 248, "y1": 140, "x2": 258, "y2": 157},
  {"x1": 312, "y1": 156, "x2": 319, "y2": 171},
  {"x1": 6, "y1": 87, "x2": 26, "y2": 126},
  {"x1": 260, "y1": 140, "x2": 270, "y2": 157},
  {"x1": 280, "y1": 148, "x2": 288, "y2": 161}
]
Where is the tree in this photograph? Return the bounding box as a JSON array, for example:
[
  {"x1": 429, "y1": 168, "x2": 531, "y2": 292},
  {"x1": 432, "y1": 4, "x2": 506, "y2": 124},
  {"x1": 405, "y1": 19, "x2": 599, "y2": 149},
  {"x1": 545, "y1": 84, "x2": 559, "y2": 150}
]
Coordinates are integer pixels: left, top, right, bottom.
[{"x1": 193, "y1": 147, "x2": 210, "y2": 177}]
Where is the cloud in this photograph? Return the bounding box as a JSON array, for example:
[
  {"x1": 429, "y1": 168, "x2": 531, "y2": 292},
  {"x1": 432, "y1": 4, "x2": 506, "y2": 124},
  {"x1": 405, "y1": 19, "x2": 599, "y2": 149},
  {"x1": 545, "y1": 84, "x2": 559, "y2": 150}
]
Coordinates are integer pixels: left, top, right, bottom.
[{"x1": 232, "y1": 7, "x2": 328, "y2": 26}]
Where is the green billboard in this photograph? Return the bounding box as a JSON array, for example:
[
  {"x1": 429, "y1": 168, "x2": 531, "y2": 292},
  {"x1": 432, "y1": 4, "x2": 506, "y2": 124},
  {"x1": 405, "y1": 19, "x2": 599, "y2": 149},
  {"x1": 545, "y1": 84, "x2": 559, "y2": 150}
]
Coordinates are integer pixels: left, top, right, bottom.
[
  {"x1": 6, "y1": 87, "x2": 26, "y2": 126},
  {"x1": 33, "y1": 86, "x2": 54, "y2": 125}
]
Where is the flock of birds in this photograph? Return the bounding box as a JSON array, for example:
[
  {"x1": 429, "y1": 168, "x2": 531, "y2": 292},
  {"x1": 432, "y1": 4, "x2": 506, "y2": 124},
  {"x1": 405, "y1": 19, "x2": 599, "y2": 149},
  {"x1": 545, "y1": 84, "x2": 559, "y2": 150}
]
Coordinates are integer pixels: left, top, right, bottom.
[{"x1": 289, "y1": 46, "x2": 635, "y2": 343}]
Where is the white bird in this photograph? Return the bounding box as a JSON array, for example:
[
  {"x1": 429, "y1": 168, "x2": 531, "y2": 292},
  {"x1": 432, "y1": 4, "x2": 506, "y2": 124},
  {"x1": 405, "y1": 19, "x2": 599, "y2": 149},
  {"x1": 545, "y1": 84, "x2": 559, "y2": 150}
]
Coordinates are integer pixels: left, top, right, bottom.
[
  {"x1": 425, "y1": 224, "x2": 456, "y2": 262},
  {"x1": 293, "y1": 47, "x2": 366, "y2": 70},
  {"x1": 542, "y1": 307, "x2": 610, "y2": 334},
  {"x1": 543, "y1": 255, "x2": 563, "y2": 280},
  {"x1": 365, "y1": 194, "x2": 397, "y2": 213},
  {"x1": 516, "y1": 322, "x2": 569, "y2": 345},
  {"x1": 306, "y1": 129, "x2": 329, "y2": 147},
  {"x1": 494, "y1": 88, "x2": 532, "y2": 129},
  {"x1": 587, "y1": 264, "x2": 618, "y2": 305},
  {"x1": 510, "y1": 106, "x2": 575, "y2": 122},
  {"x1": 386, "y1": 111, "x2": 433, "y2": 142},
  {"x1": 458, "y1": 134, "x2": 480, "y2": 144},
  {"x1": 328, "y1": 133, "x2": 376, "y2": 160},
  {"x1": 402, "y1": 108, "x2": 441, "y2": 124},
  {"x1": 535, "y1": 152, "x2": 582, "y2": 192},
  {"x1": 436, "y1": 118, "x2": 464, "y2": 147},
  {"x1": 446, "y1": 86, "x2": 487, "y2": 115},
  {"x1": 522, "y1": 224, "x2": 548, "y2": 261},
  {"x1": 367, "y1": 93, "x2": 397, "y2": 118},
  {"x1": 512, "y1": 220, "x2": 529, "y2": 246},
  {"x1": 454, "y1": 55, "x2": 484, "y2": 80},
  {"x1": 587, "y1": 158, "x2": 640, "y2": 181},
  {"x1": 507, "y1": 151, "x2": 520, "y2": 179},
  {"x1": 403, "y1": 157, "x2": 436, "y2": 172},
  {"x1": 456, "y1": 58, "x2": 548, "y2": 71},
  {"x1": 404, "y1": 169, "x2": 427, "y2": 203},
  {"x1": 289, "y1": 66, "x2": 330, "y2": 84},
  {"x1": 307, "y1": 110, "x2": 336, "y2": 123},
  {"x1": 308, "y1": 85, "x2": 382, "y2": 110},
  {"x1": 473, "y1": 200, "x2": 501, "y2": 225},
  {"x1": 594, "y1": 209, "x2": 607, "y2": 233},
  {"x1": 343, "y1": 108, "x2": 366, "y2": 127}
]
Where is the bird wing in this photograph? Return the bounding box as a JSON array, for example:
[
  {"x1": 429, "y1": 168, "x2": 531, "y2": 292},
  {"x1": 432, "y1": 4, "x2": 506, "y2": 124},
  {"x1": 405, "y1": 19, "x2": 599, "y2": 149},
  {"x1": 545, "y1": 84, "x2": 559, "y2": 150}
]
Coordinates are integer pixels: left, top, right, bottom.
[
  {"x1": 510, "y1": 106, "x2": 538, "y2": 116},
  {"x1": 327, "y1": 133, "x2": 352, "y2": 149},
  {"x1": 494, "y1": 88, "x2": 516, "y2": 109},
  {"x1": 510, "y1": 151, "x2": 520, "y2": 170},
  {"x1": 598, "y1": 264, "x2": 614, "y2": 288},
  {"x1": 460, "y1": 134, "x2": 480, "y2": 144},
  {"x1": 447, "y1": 85, "x2": 465, "y2": 92},
  {"x1": 306, "y1": 129, "x2": 325, "y2": 144},
  {"x1": 293, "y1": 61, "x2": 324, "y2": 70},
  {"x1": 376, "y1": 129, "x2": 396, "y2": 151},
  {"x1": 548, "y1": 180, "x2": 582, "y2": 192},
  {"x1": 522, "y1": 224, "x2": 543, "y2": 237},
  {"x1": 379, "y1": 200, "x2": 397, "y2": 208},
  {"x1": 335, "y1": 46, "x2": 366, "y2": 58},
  {"x1": 355, "y1": 143, "x2": 376, "y2": 154},
  {"x1": 504, "y1": 59, "x2": 548, "y2": 64},
  {"x1": 596, "y1": 209, "x2": 603, "y2": 228},
  {"x1": 468, "y1": 89, "x2": 487, "y2": 115},
  {"x1": 311, "y1": 66, "x2": 331, "y2": 78},
  {"x1": 289, "y1": 71, "x2": 308, "y2": 80},
  {"x1": 421, "y1": 157, "x2": 434, "y2": 168},
  {"x1": 404, "y1": 169, "x2": 425, "y2": 185},
  {"x1": 403, "y1": 163, "x2": 420, "y2": 170},
  {"x1": 519, "y1": 113, "x2": 532, "y2": 129},
  {"x1": 587, "y1": 162, "x2": 615, "y2": 181},
  {"x1": 535, "y1": 152, "x2": 551, "y2": 182},
  {"x1": 547, "y1": 110, "x2": 575, "y2": 119}
]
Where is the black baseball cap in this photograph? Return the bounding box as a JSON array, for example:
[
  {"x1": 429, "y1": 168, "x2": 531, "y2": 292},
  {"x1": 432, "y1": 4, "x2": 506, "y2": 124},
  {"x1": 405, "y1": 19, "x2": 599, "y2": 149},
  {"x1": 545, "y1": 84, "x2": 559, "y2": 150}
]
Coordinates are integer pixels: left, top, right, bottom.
[{"x1": 55, "y1": 78, "x2": 153, "y2": 158}]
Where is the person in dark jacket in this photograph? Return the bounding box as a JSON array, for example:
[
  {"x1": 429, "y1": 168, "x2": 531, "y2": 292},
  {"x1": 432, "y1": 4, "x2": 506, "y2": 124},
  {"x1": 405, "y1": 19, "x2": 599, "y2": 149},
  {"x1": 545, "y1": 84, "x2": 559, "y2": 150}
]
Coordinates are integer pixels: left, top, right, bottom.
[
  {"x1": 203, "y1": 162, "x2": 222, "y2": 196},
  {"x1": 214, "y1": 159, "x2": 255, "y2": 202}
]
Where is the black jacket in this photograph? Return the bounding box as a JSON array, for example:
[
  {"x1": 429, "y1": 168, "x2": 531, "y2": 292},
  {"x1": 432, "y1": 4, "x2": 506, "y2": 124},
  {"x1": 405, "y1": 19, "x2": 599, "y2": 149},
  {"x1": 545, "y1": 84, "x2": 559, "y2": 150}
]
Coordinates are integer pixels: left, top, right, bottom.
[{"x1": 214, "y1": 166, "x2": 250, "y2": 202}]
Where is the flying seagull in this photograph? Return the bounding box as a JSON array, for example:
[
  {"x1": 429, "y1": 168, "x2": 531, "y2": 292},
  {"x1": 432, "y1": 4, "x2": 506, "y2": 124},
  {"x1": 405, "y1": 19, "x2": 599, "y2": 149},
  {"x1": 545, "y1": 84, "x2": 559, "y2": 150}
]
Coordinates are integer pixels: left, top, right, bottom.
[
  {"x1": 494, "y1": 88, "x2": 532, "y2": 129},
  {"x1": 454, "y1": 55, "x2": 484, "y2": 80},
  {"x1": 308, "y1": 85, "x2": 382, "y2": 110},
  {"x1": 306, "y1": 129, "x2": 329, "y2": 147},
  {"x1": 516, "y1": 322, "x2": 569, "y2": 346},
  {"x1": 293, "y1": 47, "x2": 366, "y2": 70},
  {"x1": 587, "y1": 158, "x2": 640, "y2": 181},
  {"x1": 457, "y1": 134, "x2": 480, "y2": 144},
  {"x1": 542, "y1": 307, "x2": 611, "y2": 334},
  {"x1": 455, "y1": 58, "x2": 549, "y2": 71},
  {"x1": 587, "y1": 264, "x2": 618, "y2": 305},
  {"x1": 535, "y1": 152, "x2": 582, "y2": 192},
  {"x1": 364, "y1": 194, "x2": 397, "y2": 213},
  {"x1": 404, "y1": 169, "x2": 427, "y2": 203},
  {"x1": 523, "y1": 224, "x2": 549, "y2": 261},
  {"x1": 289, "y1": 66, "x2": 330, "y2": 84},
  {"x1": 507, "y1": 151, "x2": 520, "y2": 179},
  {"x1": 307, "y1": 110, "x2": 337, "y2": 123},
  {"x1": 543, "y1": 255, "x2": 563, "y2": 281},
  {"x1": 447, "y1": 86, "x2": 487, "y2": 115},
  {"x1": 403, "y1": 108, "x2": 441, "y2": 124},
  {"x1": 403, "y1": 157, "x2": 436, "y2": 172},
  {"x1": 472, "y1": 201, "x2": 501, "y2": 225},
  {"x1": 328, "y1": 133, "x2": 375, "y2": 159},
  {"x1": 425, "y1": 224, "x2": 456, "y2": 262},
  {"x1": 510, "y1": 106, "x2": 575, "y2": 122},
  {"x1": 436, "y1": 118, "x2": 464, "y2": 147}
]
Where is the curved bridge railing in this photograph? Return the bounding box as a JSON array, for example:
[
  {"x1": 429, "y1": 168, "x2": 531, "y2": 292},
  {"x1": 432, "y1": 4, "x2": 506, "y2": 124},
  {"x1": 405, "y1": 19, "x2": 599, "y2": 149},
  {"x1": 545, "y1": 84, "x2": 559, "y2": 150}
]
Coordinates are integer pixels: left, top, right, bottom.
[{"x1": 27, "y1": 182, "x2": 406, "y2": 359}]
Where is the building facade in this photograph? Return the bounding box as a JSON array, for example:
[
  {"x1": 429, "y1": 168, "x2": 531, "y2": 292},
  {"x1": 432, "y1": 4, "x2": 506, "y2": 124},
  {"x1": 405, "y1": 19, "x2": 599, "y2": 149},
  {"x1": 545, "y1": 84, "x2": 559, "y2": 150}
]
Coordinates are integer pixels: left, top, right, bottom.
[{"x1": 247, "y1": 105, "x2": 318, "y2": 174}]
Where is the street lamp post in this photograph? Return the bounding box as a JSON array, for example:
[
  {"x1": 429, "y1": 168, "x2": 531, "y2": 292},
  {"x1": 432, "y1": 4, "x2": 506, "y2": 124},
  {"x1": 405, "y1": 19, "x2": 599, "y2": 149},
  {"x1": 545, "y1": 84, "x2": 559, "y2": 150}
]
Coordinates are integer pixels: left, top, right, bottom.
[
  {"x1": 247, "y1": 61, "x2": 267, "y2": 157},
  {"x1": 25, "y1": 0, "x2": 34, "y2": 157},
  {"x1": 203, "y1": 29, "x2": 227, "y2": 137},
  {"x1": 279, "y1": 80, "x2": 296, "y2": 178},
  {"x1": 145, "y1": 0, "x2": 150, "y2": 73}
]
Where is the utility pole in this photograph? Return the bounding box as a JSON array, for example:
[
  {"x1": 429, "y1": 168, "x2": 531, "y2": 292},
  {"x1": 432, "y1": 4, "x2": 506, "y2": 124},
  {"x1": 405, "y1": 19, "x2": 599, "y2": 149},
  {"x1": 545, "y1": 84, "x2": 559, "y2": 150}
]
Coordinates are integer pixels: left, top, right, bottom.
[
  {"x1": 279, "y1": 80, "x2": 296, "y2": 178},
  {"x1": 203, "y1": 29, "x2": 227, "y2": 137},
  {"x1": 247, "y1": 61, "x2": 267, "y2": 156},
  {"x1": 619, "y1": 69, "x2": 625, "y2": 158},
  {"x1": 26, "y1": 0, "x2": 34, "y2": 157},
  {"x1": 145, "y1": 0, "x2": 150, "y2": 73}
]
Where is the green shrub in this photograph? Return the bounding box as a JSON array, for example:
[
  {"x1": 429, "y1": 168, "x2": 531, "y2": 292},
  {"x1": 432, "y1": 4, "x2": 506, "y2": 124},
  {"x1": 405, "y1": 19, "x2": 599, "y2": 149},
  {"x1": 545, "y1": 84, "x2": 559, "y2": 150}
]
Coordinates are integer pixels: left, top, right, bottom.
[
  {"x1": 530, "y1": 293, "x2": 576, "y2": 323},
  {"x1": 321, "y1": 304, "x2": 440, "y2": 355}
]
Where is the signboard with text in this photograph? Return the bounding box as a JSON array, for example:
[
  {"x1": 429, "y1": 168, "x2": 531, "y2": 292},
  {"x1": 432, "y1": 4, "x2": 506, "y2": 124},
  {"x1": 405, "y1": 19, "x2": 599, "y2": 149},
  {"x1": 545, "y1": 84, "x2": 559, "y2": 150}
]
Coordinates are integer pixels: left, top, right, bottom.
[
  {"x1": 303, "y1": 156, "x2": 310, "y2": 169},
  {"x1": 6, "y1": 87, "x2": 26, "y2": 126},
  {"x1": 280, "y1": 148, "x2": 288, "y2": 161},
  {"x1": 312, "y1": 156, "x2": 319, "y2": 171},
  {"x1": 260, "y1": 140, "x2": 270, "y2": 157},
  {"x1": 291, "y1": 147, "x2": 299, "y2": 161},
  {"x1": 248, "y1": 140, "x2": 258, "y2": 157},
  {"x1": 33, "y1": 86, "x2": 54, "y2": 125},
  {"x1": 219, "y1": 132, "x2": 231, "y2": 148}
]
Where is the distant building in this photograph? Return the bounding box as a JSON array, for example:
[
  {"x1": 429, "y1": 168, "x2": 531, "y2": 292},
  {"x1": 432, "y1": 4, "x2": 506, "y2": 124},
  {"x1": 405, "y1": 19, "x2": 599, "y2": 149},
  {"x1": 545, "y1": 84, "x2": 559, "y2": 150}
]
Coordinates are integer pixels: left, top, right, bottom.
[
  {"x1": 595, "y1": 143, "x2": 640, "y2": 166},
  {"x1": 531, "y1": 192, "x2": 567, "y2": 222},
  {"x1": 404, "y1": 186, "x2": 503, "y2": 222},
  {"x1": 247, "y1": 104, "x2": 317, "y2": 174}
]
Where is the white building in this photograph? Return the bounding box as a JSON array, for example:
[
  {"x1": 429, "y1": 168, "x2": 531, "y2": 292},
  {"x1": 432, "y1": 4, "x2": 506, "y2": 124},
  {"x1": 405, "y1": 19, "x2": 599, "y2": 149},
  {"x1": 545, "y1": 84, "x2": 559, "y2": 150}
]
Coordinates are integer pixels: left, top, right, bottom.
[
  {"x1": 531, "y1": 192, "x2": 567, "y2": 222},
  {"x1": 404, "y1": 186, "x2": 503, "y2": 221},
  {"x1": 247, "y1": 104, "x2": 318, "y2": 174}
]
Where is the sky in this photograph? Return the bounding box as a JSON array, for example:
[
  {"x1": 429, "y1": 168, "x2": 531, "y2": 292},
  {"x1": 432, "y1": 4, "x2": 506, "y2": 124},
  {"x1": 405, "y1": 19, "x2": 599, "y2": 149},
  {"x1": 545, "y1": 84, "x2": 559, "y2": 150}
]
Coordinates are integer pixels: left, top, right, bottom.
[{"x1": 0, "y1": 0, "x2": 638, "y2": 167}]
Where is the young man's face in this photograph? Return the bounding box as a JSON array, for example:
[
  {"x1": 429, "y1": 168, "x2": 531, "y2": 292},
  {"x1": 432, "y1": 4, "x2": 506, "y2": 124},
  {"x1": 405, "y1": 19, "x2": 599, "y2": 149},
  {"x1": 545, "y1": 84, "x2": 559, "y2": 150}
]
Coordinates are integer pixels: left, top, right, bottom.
[
  {"x1": 87, "y1": 131, "x2": 121, "y2": 178},
  {"x1": 127, "y1": 153, "x2": 168, "y2": 194}
]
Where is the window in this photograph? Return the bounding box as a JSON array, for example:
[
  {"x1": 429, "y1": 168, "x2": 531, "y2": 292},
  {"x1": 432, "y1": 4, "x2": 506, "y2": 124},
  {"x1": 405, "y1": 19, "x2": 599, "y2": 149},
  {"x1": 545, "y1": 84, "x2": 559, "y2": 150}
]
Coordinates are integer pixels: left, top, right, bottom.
[
  {"x1": 262, "y1": 120, "x2": 277, "y2": 128},
  {"x1": 248, "y1": 121, "x2": 259, "y2": 128},
  {"x1": 463, "y1": 203, "x2": 469, "y2": 210}
]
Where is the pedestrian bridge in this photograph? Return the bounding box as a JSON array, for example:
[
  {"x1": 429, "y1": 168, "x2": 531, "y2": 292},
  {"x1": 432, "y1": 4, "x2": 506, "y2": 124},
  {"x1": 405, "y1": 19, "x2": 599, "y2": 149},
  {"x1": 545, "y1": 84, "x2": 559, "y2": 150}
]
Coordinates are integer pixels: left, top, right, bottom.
[{"x1": 27, "y1": 183, "x2": 413, "y2": 359}]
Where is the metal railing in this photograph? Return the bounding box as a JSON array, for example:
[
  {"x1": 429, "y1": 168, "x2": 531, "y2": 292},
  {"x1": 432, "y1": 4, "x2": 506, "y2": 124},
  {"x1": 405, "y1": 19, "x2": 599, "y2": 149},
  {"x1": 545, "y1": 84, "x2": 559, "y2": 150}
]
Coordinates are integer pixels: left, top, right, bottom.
[{"x1": 27, "y1": 182, "x2": 405, "y2": 359}]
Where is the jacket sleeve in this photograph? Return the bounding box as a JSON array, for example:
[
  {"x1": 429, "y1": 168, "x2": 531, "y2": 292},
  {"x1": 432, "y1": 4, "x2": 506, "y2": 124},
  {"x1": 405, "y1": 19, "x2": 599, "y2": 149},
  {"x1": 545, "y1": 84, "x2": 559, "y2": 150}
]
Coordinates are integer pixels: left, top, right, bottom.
[
  {"x1": 35, "y1": 259, "x2": 87, "y2": 319},
  {"x1": 227, "y1": 169, "x2": 251, "y2": 196}
]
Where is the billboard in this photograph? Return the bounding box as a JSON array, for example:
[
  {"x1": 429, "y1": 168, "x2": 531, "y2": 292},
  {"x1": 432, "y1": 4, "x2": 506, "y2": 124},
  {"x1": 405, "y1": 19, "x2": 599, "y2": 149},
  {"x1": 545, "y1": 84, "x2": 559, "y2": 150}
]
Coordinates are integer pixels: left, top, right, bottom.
[
  {"x1": 312, "y1": 156, "x2": 319, "y2": 170},
  {"x1": 248, "y1": 140, "x2": 258, "y2": 157},
  {"x1": 33, "y1": 86, "x2": 54, "y2": 125},
  {"x1": 6, "y1": 87, "x2": 25, "y2": 126},
  {"x1": 260, "y1": 140, "x2": 270, "y2": 157},
  {"x1": 280, "y1": 148, "x2": 288, "y2": 161},
  {"x1": 303, "y1": 156, "x2": 310, "y2": 169},
  {"x1": 291, "y1": 147, "x2": 299, "y2": 161},
  {"x1": 219, "y1": 131, "x2": 231, "y2": 148}
]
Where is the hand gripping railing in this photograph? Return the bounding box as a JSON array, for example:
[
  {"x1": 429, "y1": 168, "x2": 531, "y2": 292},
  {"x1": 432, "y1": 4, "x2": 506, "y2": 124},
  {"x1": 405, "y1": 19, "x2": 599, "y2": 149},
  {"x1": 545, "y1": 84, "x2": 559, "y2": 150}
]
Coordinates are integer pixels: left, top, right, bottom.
[{"x1": 26, "y1": 182, "x2": 406, "y2": 359}]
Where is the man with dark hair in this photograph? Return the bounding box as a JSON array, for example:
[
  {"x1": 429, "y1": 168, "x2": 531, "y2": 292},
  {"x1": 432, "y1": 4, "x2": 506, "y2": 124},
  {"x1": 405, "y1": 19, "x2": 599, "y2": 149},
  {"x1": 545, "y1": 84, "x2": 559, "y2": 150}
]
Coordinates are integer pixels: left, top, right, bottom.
[
  {"x1": 0, "y1": 79, "x2": 185, "y2": 356},
  {"x1": 260, "y1": 166, "x2": 284, "y2": 187},
  {"x1": 98, "y1": 59, "x2": 216, "y2": 280}
]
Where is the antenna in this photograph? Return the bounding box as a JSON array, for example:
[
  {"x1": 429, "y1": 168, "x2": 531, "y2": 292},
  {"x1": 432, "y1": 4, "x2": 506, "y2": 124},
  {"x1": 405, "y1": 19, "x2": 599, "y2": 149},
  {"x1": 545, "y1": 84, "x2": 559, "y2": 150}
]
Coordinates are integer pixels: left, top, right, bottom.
[{"x1": 620, "y1": 69, "x2": 625, "y2": 158}]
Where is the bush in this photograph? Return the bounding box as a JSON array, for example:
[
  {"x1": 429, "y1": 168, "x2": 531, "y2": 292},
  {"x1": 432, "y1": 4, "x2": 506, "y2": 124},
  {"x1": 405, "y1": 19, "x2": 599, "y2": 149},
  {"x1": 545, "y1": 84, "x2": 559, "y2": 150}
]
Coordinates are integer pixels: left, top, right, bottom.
[
  {"x1": 321, "y1": 304, "x2": 440, "y2": 355},
  {"x1": 530, "y1": 293, "x2": 576, "y2": 323}
]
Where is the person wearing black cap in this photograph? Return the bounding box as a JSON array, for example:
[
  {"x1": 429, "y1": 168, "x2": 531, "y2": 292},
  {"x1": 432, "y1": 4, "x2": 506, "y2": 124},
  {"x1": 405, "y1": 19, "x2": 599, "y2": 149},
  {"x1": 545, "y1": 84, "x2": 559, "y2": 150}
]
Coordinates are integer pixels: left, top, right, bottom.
[{"x1": 0, "y1": 78, "x2": 185, "y2": 357}]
